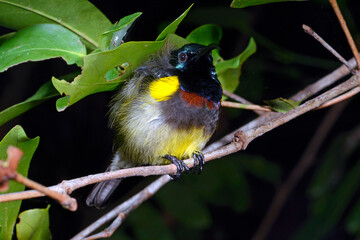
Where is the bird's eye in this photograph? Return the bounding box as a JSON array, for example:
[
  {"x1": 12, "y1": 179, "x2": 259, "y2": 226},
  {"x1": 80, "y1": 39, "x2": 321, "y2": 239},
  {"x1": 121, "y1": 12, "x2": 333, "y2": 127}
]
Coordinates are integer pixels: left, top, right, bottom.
[{"x1": 178, "y1": 52, "x2": 188, "y2": 63}]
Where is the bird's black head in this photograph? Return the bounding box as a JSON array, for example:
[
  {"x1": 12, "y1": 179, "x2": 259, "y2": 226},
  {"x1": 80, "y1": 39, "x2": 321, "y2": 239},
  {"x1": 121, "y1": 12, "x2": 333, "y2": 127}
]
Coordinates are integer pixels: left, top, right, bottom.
[{"x1": 170, "y1": 43, "x2": 222, "y2": 103}]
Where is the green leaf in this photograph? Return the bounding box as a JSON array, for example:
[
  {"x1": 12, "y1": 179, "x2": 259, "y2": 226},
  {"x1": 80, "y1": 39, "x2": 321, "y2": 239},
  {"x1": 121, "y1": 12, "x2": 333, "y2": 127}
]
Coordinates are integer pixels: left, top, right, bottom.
[
  {"x1": 186, "y1": 24, "x2": 222, "y2": 45},
  {"x1": 156, "y1": 182, "x2": 212, "y2": 230},
  {"x1": 186, "y1": 24, "x2": 222, "y2": 61},
  {"x1": 230, "y1": 0, "x2": 306, "y2": 8},
  {"x1": 16, "y1": 205, "x2": 51, "y2": 240},
  {"x1": 0, "y1": 24, "x2": 86, "y2": 72},
  {"x1": 0, "y1": 81, "x2": 58, "y2": 126},
  {"x1": 127, "y1": 203, "x2": 174, "y2": 240},
  {"x1": 156, "y1": 4, "x2": 193, "y2": 41},
  {"x1": 0, "y1": 0, "x2": 111, "y2": 48},
  {"x1": 99, "y1": 12, "x2": 142, "y2": 51},
  {"x1": 264, "y1": 97, "x2": 301, "y2": 113},
  {"x1": 0, "y1": 126, "x2": 40, "y2": 240},
  {"x1": 215, "y1": 37, "x2": 256, "y2": 93},
  {"x1": 0, "y1": 32, "x2": 15, "y2": 44},
  {"x1": 52, "y1": 34, "x2": 188, "y2": 111}
]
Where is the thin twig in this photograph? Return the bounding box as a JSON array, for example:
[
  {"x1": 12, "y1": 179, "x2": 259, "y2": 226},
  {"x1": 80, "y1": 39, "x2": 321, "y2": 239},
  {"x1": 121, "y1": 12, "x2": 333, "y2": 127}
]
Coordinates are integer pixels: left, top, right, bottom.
[
  {"x1": 315, "y1": 86, "x2": 360, "y2": 110},
  {"x1": 252, "y1": 100, "x2": 349, "y2": 240},
  {"x1": 221, "y1": 100, "x2": 272, "y2": 112},
  {"x1": 302, "y1": 24, "x2": 355, "y2": 73},
  {"x1": 329, "y1": 0, "x2": 360, "y2": 71},
  {"x1": 223, "y1": 89, "x2": 253, "y2": 104},
  {"x1": 223, "y1": 90, "x2": 266, "y2": 115}
]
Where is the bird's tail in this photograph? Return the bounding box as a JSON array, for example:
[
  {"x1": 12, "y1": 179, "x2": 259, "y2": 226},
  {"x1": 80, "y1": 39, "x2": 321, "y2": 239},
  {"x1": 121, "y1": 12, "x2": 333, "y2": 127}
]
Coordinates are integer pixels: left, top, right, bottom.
[{"x1": 86, "y1": 153, "x2": 128, "y2": 209}]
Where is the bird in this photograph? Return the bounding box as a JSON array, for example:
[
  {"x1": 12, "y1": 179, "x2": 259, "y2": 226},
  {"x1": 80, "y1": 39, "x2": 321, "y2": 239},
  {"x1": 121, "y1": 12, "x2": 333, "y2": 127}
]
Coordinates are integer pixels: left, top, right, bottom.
[{"x1": 86, "y1": 43, "x2": 223, "y2": 209}]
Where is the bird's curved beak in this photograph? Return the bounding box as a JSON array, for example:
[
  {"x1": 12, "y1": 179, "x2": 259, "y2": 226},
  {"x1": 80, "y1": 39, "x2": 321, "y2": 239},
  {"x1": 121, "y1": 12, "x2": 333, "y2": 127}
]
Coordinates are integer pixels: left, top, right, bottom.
[{"x1": 197, "y1": 43, "x2": 220, "y2": 59}]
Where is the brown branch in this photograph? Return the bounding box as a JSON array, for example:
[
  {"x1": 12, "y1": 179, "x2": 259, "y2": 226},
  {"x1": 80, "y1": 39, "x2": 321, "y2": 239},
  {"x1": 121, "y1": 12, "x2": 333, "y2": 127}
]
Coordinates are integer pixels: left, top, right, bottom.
[
  {"x1": 0, "y1": 140, "x2": 245, "y2": 203},
  {"x1": 251, "y1": 100, "x2": 349, "y2": 240},
  {"x1": 329, "y1": 0, "x2": 360, "y2": 71},
  {"x1": 315, "y1": 86, "x2": 360, "y2": 110},
  {"x1": 15, "y1": 174, "x2": 77, "y2": 211}
]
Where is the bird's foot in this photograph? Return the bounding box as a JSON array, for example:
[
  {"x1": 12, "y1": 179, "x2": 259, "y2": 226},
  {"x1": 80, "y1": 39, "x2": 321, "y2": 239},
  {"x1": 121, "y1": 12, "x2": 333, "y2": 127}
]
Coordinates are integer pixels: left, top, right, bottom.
[
  {"x1": 163, "y1": 154, "x2": 189, "y2": 179},
  {"x1": 191, "y1": 151, "x2": 205, "y2": 174}
]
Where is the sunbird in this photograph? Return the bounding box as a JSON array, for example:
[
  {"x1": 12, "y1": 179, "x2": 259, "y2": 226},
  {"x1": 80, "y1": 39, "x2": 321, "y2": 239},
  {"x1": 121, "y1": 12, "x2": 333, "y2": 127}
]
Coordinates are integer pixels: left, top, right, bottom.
[{"x1": 86, "y1": 43, "x2": 222, "y2": 208}]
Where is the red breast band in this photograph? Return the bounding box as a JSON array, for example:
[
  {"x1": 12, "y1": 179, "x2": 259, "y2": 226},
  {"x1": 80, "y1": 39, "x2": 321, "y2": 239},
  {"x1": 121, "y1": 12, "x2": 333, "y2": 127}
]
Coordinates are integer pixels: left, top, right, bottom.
[{"x1": 179, "y1": 89, "x2": 220, "y2": 110}]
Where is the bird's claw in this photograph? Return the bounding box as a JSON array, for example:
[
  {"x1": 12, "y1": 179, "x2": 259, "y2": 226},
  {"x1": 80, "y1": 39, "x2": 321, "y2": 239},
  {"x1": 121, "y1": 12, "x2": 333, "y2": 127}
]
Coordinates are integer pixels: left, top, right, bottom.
[
  {"x1": 163, "y1": 154, "x2": 189, "y2": 179},
  {"x1": 191, "y1": 151, "x2": 205, "y2": 174}
]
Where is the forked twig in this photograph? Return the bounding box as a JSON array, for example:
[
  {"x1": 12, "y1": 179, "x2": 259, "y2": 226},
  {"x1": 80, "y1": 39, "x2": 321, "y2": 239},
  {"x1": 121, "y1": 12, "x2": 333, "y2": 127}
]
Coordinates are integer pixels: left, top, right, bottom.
[{"x1": 0, "y1": 146, "x2": 77, "y2": 211}]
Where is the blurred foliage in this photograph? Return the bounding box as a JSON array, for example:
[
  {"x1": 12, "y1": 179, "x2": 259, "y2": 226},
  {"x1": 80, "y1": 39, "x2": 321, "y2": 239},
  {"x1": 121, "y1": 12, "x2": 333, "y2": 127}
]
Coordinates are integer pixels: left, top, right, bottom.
[
  {"x1": 231, "y1": 0, "x2": 307, "y2": 8},
  {"x1": 292, "y1": 128, "x2": 360, "y2": 240}
]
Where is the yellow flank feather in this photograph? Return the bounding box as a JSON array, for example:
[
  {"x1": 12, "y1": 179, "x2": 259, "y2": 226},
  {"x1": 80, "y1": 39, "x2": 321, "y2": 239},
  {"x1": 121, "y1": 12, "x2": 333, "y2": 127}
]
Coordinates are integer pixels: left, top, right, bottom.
[{"x1": 149, "y1": 76, "x2": 180, "y2": 101}]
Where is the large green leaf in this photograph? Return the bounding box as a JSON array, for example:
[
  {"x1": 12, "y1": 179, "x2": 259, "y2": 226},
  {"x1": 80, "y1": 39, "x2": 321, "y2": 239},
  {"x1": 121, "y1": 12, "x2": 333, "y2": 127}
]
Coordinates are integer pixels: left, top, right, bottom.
[
  {"x1": 0, "y1": 81, "x2": 58, "y2": 127},
  {"x1": 215, "y1": 37, "x2": 256, "y2": 93},
  {"x1": 0, "y1": 0, "x2": 111, "y2": 48},
  {"x1": 0, "y1": 24, "x2": 86, "y2": 72},
  {"x1": 156, "y1": 4, "x2": 193, "y2": 41},
  {"x1": 230, "y1": 0, "x2": 306, "y2": 8},
  {"x1": 186, "y1": 24, "x2": 222, "y2": 61},
  {"x1": 16, "y1": 205, "x2": 51, "y2": 240},
  {"x1": 52, "y1": 34, "x2": 188, "y2": 111},
  {"x1": 0, "y1": 32, "x2": 15, "y2": 44},
  {"x1": 0, "y1": 126, "x2": 40, "y2": 240}
]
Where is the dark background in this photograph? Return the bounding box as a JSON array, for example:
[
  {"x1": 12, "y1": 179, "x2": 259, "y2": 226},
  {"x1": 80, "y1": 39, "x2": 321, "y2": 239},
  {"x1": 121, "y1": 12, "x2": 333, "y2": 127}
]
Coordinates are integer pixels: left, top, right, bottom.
[{"x1": 1, "y1": 0, "x2": 360, "y2": 239}]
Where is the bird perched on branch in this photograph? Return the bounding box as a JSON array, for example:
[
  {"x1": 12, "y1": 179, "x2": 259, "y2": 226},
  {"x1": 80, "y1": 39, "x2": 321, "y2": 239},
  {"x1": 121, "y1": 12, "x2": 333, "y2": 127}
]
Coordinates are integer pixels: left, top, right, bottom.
[{"x1": 86, "y1": 43, "x2": 223, "y2": 209}]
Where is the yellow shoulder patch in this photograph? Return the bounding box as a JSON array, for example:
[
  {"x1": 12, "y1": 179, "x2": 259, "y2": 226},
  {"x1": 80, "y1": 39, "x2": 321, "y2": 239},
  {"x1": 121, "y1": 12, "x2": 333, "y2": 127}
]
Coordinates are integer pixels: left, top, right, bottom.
[{"x1": 149, "y1": 76, "x2": 180, "y2": 101}]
